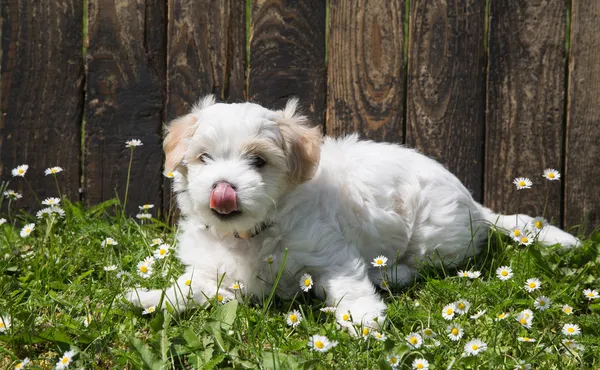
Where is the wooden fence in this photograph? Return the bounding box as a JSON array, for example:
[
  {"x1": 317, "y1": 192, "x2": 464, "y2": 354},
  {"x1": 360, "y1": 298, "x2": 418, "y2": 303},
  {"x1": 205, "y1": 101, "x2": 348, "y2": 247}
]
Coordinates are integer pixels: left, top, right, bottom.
[{"x1": 0, "y1": 0, "x2": 598, "y2": 233}]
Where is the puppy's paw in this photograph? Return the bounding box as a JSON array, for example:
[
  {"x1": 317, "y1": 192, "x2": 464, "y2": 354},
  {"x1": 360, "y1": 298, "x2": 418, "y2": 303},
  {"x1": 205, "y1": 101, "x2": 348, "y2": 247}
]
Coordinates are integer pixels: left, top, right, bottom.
[
  {"x1": 335, "y1": 296, "x2": 387, "y2": 336},
  {"x1": 125, "y1": 288, "x2": 163, "y2": 309}
]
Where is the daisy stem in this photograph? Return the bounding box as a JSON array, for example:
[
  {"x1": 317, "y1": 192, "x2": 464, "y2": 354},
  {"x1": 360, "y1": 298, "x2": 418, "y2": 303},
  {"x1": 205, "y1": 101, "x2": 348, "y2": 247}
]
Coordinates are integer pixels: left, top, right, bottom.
[
  {"x1": 7, "y1": 199, "x2": 12, "y2": 223},
  {"x1": 542, "y1": 189, "x2": 549, "y2": 219},
  {"x1": 24, "y1": 177, "x2": 41, "y2": 206},
  {"x1": 123, "y1": 148, "x2": 134, "y2": 215},
  {"x1": 53, "y1": 174, "x2": 63, "y2": 199}
]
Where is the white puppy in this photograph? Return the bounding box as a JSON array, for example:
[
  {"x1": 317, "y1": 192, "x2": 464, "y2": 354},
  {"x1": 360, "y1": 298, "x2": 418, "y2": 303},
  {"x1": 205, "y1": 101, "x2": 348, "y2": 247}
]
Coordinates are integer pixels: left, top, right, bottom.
[{"x1": 128, "y1": 96, "x2": 579, "y2": 330}]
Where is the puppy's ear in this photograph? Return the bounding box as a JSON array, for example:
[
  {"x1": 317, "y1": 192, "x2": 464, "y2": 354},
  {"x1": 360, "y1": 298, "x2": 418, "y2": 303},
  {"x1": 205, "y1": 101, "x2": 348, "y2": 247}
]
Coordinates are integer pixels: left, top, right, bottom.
[
  {"x1": 277, "y1": 99, "x2": 322, "y2": 184},
  {"x1": 163, "y1": 95, "x2": 216, "y2": 174}
]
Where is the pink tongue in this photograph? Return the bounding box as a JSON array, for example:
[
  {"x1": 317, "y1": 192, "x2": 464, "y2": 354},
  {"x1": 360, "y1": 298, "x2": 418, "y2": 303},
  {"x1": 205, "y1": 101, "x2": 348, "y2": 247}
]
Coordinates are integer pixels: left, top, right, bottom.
[{"x1": 210, "y1": 182, "x2": 237, "y2": 214}]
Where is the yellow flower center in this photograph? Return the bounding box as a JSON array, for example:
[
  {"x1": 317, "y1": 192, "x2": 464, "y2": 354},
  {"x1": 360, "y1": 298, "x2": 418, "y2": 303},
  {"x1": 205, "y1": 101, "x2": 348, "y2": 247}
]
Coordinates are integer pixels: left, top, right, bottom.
[
  {"x1": 289, "y1": 314, "x2": 297, "y2": 322},
  {"x1": 539, "y1": 300, "x2": 546, "y2": 306},
  {"x1": 548, "y1": 173, "x2": 555, "y2": 178},
  {"x1": 160, "y1": 249, "x2": 167, "y2": 255},
  {"x1": 446, "y1": 308, "x2": 454, "y2": 315},
  {"x1": 342, "y1": 313, "x2": 350, "y2": 321},
  {"x1": 167, "y1": 172, "x2": 174, "y2": 178},
  {"x1": 185, "y1": 279, "x2": 191, "y2": 286},
  {"x1": 25, "y1": 228, "x2": 31, "y2": 233},
  {"x1": 18, "y1": 169, "x2": 24, "y2": 174},
  {"x1": 140, "y1": 265, "x2": 148, "y2": 273},
  {"x1": 565, "y1": 308, "x2": 571, "y2": 313},
  {"x1": 535, "y1": 221, "x2": 543, "y2": 229},
  {"x1": 362, "y1": 328, "x2": 369, "y2": 336},
  {"x1": 519, "y1": 181, "x2": 525, "y2": 186},
  {"x1": 410, "y1": 337, "x2": 418, "y2": 345},
  {"x1": 376, "y1": 259, "x2": 382, "y2": 265},
  {"x1": 16, "y1": 364, "x2": 23, "y2": 369},
  {"x1": 587, "y1": 293, "x2": 594, "y2": 297},
  {"x1": 217, "y1": 295, "x2": 223, "y2": 302},
  {"x1": 315, "y1": 340, "x2": 324, "y2": 349},
  {"x1": 567, "y1": 328, "x2": 574, "y2": 333},
  {"x1": 451, "y1": 328, "x2": 459, "y2": 335},
  {"x1": 529, "y1": 282, "x2": 536, "y2": 289},
  {"x1": 0, "y1": 322, "x2": 4, "y2": 328},
  {"x1": 267, "y1": 257, "x2": 273, "y2": 263},
  {"x1": 417, "y1": 364, "x2": 424, "y2": 369},
  {"x1": 502, "y1": 271, "x2": 508, "y2": 276},
  {"x1": 521, "y1": 236, "x2": 529, "y2": 243},
  {"x1": 520, "y1": 318, "x2": 527, "y2": 324},
  {"x1": 376, "y1": 333, "x2": 382, "y2": 338},
  {"x1": 472, "y1": 344, "x2": 479, "y2": 350},
  {"x1": 513, "y1": 229, "x2": 521, "y2": 237},
  {"x1": 458, "y1": 303, "x2": 465, "y2": 310},
  {"x1": 424, "y1": 329, "x2": 432, "y2": 336},
  {"x1": 499, "y1": 314, "x2": 505, "y2": 319},
  {"x1": 304, "y1": 279, "x2": 311, "y2": 287},
  {"x1": 390, "y1": 357, "x2": 398, "y2": 364},
  {"x1": 61, "y1": 357, "x2": 69, "y2": 364},
  {"x1": 233, "y1": 284, "x2": 240, "y2": 289}
]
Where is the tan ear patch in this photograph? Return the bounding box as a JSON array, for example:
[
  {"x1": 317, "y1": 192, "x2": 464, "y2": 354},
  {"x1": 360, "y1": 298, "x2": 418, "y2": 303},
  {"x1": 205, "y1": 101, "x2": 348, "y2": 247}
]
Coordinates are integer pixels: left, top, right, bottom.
[
  {"x1": 279, "y1": 117, "x2": 322, "y2": 185},
  {"x1": 163, "y1": 114, "x2": 198, "y2": 174}
]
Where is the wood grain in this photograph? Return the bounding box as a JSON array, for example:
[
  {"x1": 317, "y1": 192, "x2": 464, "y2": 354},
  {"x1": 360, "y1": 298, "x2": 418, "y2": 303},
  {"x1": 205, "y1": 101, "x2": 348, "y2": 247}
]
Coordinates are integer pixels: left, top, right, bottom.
[
  {"x1": 0, "y1": 1, "x2": 84, "y2": 209},
  {"x1": 564, "y1": 1, "x2": 600, "y2": 233},
  {"x1": 249, "y1": 0, "x2": 326, "y2": 127},
  {"x1": 84, "y1": 0, "x2": 166, "y2": 214},
  {"x1": 326, "y1": 0, "x2": 405, "y2": 142},
  {"x1": 406, "y1": 0, "x2": 486, "y2": 201},
  {"x1": 485, "y1": 1, "x2": 566, "y2": 224}
]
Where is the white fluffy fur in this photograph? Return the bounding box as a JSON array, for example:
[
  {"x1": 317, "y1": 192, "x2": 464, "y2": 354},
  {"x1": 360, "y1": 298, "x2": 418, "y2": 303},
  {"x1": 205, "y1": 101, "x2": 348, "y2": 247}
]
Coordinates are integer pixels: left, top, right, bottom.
[{"x1": 128, "y1": 97, "x2": 579, "y2": 330}]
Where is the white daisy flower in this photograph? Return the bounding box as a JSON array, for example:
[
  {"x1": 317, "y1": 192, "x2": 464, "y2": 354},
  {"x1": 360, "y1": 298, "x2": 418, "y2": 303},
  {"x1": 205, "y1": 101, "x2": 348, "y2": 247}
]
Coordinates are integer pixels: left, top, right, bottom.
[
  {"x1": 496, "y1": 266, "x2": 513, "y2": 281},
  {"x1": 153, "y1": 244, "x2": 171, "y2": 259},
  {"x1": 510, "y1": 225, "x2": 525, "y2": 239},
  {"x1": 0, "y1": 315, "x2": 11, "y2": 332},
  {"x1": 583, "y1": 288, "x2": 599, "y2": 300},
  {"x1": 534, "y1": 296, "x2": 551, "y2": 311},
  {"x1": 143, "y1": 256, "x2": 155, "y2": 266},
  {"x1": 83, "y1": 314, "x2": 93, "y2": 327},
  {"x1": 14, "y1": 357, "x2": 30, "y2": 369},
  {"x1": 515, "y1": 311, "x2": 533, "y2": 329},
  {"x1": 422, "y1": 327, "x2": 436, "y2": 339},
  {"x1": 517, "y1": 233, "x2": 534, "y2": 246},
  {"x1": 45, "y1": 166, "x2": 63, "y2": 176},
  {"x1": 36, "y1": 206, "x2": 65, "y2": 219},
  {"x1": 20, "y1": 223, "x2": 35, "y2": 238},
  {"x1": 530, "y1": 217, "x2": 548, "y2": 231},
  {"x1": 412, "y1": 358, "x2": 429, "y2": 370},
  {"x1": 299, "y1": 273, "x2": 313, "y2": 292},
  {"x1": 12, "y1": 164, "x2": 29, "y2": 177},
  {"x1": 387, "y1": 354, "x2": 400, "y2": 369},
  {"x1": 56, "y1": 349, "x2": 76, "y2": 369},
  {"x1": 513, "y1": 177, "x2": 532, "y2": 190},
  {"x1": 521, "y1": 309, "x2": 534, "y2": 319},
  {"x1": 339, "y1": 311, "x2": 352, "y2": 323},
  {"x1": 137, "y1": 260, "x2": 153, "y2": 278},
  {"x1": 231, "y1": 281, "x2": 244, "y2": 290},
  {"x1": 142, "y1": 306, "x2": 156, "y2": 315},
  {"x1": 514, "y1": 360, "x2": 531, "y2": 370},
  {"x1": 562, "y1": 304, "x2": 574, "y2": 315},
  {"x1": 42, "y1": 197, "x2": 61, "y2": 206},
  {"x1": 307, "y1": 334, "x2": 336, "y2": 352},
  {"x1": 467, "y1": 270, "x2": 481, "y2": 279},
  {"x1": 562, "y1": 338, "x2": 583, "y2": 352},
  {"x1": 139, "y1": 204, "x2": 154, "y2": 210},
  {"x1": 320, "y1": 306, "x2": 336, "y2": 314},
  {"x1": 103, "y1": 265, "x2": 118, "y2": 271},
  {"x1": 562, "y1": 323, "x2": 581, "y2": 336},
  {"x1": 371, "y1": 255, "x2": 388, "y2": 267},
  {"x1": 285, "y1": 309, "x2": 302, "y2": 327},
  {"x1": 263, "y1": 254, "x2": 276, "y2": 264},
  {"x1": 361, "y1": 327, "x2": 371, "y2": 339},
  {"x1": 442, "y1": 303, "x2": 457, "y2": 320},
  {"x1": 464, "y1": 338, "x2": 487, "y2": 356},
  {"x1": 496, "y1": 312, "x2": 510, "y2": 321},
  {"x1": 405, "y1": 332, "x2": 423, "y2": 349},
  {"x1": 136, "y1": 213, "x2": 152, "y2": 219},
  {"x1": 454, "y1": 299, "x2": 471, "y2": 314},
  {"x1": 524, "y1": 278, "x2": 541, "y2": 292},
  {"x1": 542, "y1": 168, "x2": 560, "y2": 181},
  {"x1": 457, "y1": 270, "x2": 470, "y2": 278},
  {"x1": 126, "y1": 139, "x2": 143, "y2": 148},
  {"x1": 215, "y1": 294, "x2": 230, "y2": 304},
  {"x1": 372, "y1": 331, "x2": 386, "y2": 341},
  {"x1": 447, "y1": 323, "x2": 464, "y2": 341},
  {"x1": 165, "y1": 171, "x2": 176, "y2": 178},
  {"x1": 150, "y1": 238, "x2": 163, "y2": 246},
  {"x1": 101, "y1": 237, "x2": 118, "y2": 247},
  {"x1": 517, "y1": 336, "x2": 536, "y2": 342},
  {"x1": 470, "y1": 309, "x2": 486, "y2": 319},
  {"x1": 0, "y1": 218, "x2": 6, "y2": 225},
  {"x1": 3, "y1": 190, "x2": 22, "y2": 200}
]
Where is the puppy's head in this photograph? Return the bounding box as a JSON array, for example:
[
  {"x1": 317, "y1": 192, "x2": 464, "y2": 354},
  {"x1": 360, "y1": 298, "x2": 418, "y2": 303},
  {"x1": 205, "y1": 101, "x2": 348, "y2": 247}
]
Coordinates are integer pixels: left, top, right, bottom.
[{"x1": 164, "y1": 96, "x2": 321, "y2": 235}]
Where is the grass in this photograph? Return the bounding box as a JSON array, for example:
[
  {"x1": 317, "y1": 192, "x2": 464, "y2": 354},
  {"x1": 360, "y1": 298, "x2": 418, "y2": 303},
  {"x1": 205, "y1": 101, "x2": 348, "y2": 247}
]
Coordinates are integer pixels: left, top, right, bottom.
[{"x1": 0, "y1": 187, "x2": 599, "y2": 369}]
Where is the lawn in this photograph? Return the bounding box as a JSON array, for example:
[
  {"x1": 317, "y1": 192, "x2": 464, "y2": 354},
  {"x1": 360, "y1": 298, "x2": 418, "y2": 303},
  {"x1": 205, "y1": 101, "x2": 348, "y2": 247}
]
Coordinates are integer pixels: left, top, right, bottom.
[{"x1": 0, "y1": 171, "x2": 599, "y2": 369}]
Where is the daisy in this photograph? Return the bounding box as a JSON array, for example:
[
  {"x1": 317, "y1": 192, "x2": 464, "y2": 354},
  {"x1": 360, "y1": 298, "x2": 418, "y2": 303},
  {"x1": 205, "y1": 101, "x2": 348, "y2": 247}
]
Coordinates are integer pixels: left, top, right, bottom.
[
  {"x1": 153, "y1": 244, "x2": 171, "y2": 259},
  {"x1": 361, "y1": 327, "x2": 371, "y2": 339},
  {"x1": 263, "y1": 254, "x2": 276, "y2": 264},
  {"x1": 371, "y1": 255, "x2": 388, "y2": 267},
  {"x1": 101, "y1": 237, "x2": 118, "y2": 247},
  {"x1": 457, "y1": 270, "x2": 470, "y2": 278},
  {"x1": 231, "y1": 281, "x2": 244, "y2": 290},
  {"x1": 542, "y1": 168, "x2": 560, "y2": 181},
  {"x1": 126, "y1": 139, "x2": 143, "y2": 148},
  {"x1": 286, "y1": 310, "x2": 302, "y2": 327},
  {"x1": 142, "y1": 306, "x2": 156, "y2": 315},
  {"x1": 136, "y1": 213, "x2": 152, "y2": 219},
  {"x1": 372, "y1": 331, "x2": 386, "y2": 341},
  {"x1": 583, "y1": 288, "x2": 599, "y2": 300},
  {"x1": 3, "y1": 190, "x2": 22, "y2": 200},
  {"x1": 517, "y1": 233, "x2": 533, "y2": 246},
  {"x1": 307, "y1": 334, "x2": 336, "y2": 352},
  {"x1": 83, "y1": 314, "x2": 92, "y2": 327},
  {"x1": 447, "y1": 323, "x2": 464, "y2": 341},
  {"x1": 513, "y1": 177, "x2": 532, "y2": 190},
  {"x1": 150, "y1": 238, "x2": 163, "y2": 246},
  {"x1": 467, "y1": 270, "x2": 481, "y2": 279},
  {"x1": 320, "y1": 306, "x2": 336, "y2": 314},
  {"x1": 0, "y1": 218, "x2": 6, "y2": 225},
  {"x1": 496, "y1": 266, "x2": 513, "y2": 281},
  {"x1": 514, "y1": 360, "x2": 531, "y2": 370},
  {"x1": 45, "y1": 166, "x2": 63, "y2": 176},
  {"x1": 42, "y1": 197, "x2": 61, "y2": 206},
  {"x1": 405, "y1": 332, "x2": 423, "y2": 349},
  {"x1": 14, "y1": 358, "x2": 30, "y2": 369},
  {"x1": 562, "y1": 304, "x2": 574, "y2": 315},
  {"x1": 56, "y1": 349, "x2": 76, "y2": 369},
  {"x1": 442, "y1": 303, "x2": 457, "y2": 320},
  {"x1": 20, "y1": 223, "x2": 35, "y2": 238},
  {"x1": 0, "y1": 315, "x2": 11, "y2": 332},
  {"x1": 299, "y1": 273, "x2": 313, "y2": 292},
  {"x1": 464, "y1": 338, "x2": 487, "y2": 356},
  {"x1": 534, "y1": 296, "x2": 551, "y2": 311},
  {"x1": 137, "y1": 260, "x2": 153, "y2": 278},
  {"x1": 496, "y1": 312, "x2": 510, "y2": 321},
  {"x1": 184, "y1": 279, "x2": 192, "y2": 286},
  {"x1": 516, "y1": 314, "x2": 533, "y2": 329},
  {"x1": 143, "y1": 256, "x2": 155, "y2": 266},
  {"x1": 340, "y1": 311, "x2": 352, "y2": 323},
  {"x1": 103, "y1": 265, "x2": 118, "y2": 271},
  {"x1": 530, "y1": 217, "x2": 547, "y2": 231},
  {"x1": 510, "y1": 225, "x2": 525, "y2": 239},
  {"x1": 422, "y1": 327, "x2": 436, "y2": 339},
  {"x1": 524, "y1": 278, "x2": 541, "y2": 292},
  {"x1": 387, "y1": 354, "x2": 400, "y2": 369},
  {"x1": 562, "y1": 323, "x2": 581, "y2": 336},
  {"x1": 37, "y1": 206, "x2": 65, "y2": 219},
  {"x1": 470, "y1": 309, "x2": 486, "y2": 319},
  {"x1": 12, "y1": 164, "x2": 28, "y2": 177},
  {"x1": 412, "y1": 358, "x2": 429, "y2": 370},
  {"x1": 139, "y1": 204, "x2": 154, "y2": 210},
  {"x1": 562, "y1": 338, "x2": 583, "y2": 352},
  {"x1": 165, "y1": 171, "x2": 176, "y2": 178},
  {"x1": 517, "y1": 337, "x2": 536, "y2": 342},
  {"x1": 216, "y1": 294, "x2": 230, "y2": 304},
  {"x1": 454, "y1": 299, "x2": 471, "y2": 314},
  {"x1": 521, "y1": 309, "x2": 534, "y2": 319}
]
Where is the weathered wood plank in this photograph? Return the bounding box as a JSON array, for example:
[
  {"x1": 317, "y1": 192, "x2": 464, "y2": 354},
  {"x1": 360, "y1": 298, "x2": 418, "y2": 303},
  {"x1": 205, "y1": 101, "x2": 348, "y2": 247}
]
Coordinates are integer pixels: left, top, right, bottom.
[
  {"x1": 0, "y1": 1, "x2": 84, "y2": 209},
  {"x1": 326, "y1": 0, "x2": 405, "y2": 142},
  {"x1": 485, "y1": 1, "x2": 566, "y2": 224},
  {"x1": 565, "y1": 1, "x2": 600, "y2": 233},
  {"x1": 249, "y1": 0, "x2": 326, "y2": 127},
  {"x1": 406, "y1": 0, "x2": 486, "y2": 201},
  {"x1": 84, "y1": 0, "x2": 166, "y2": 214},
  {"x1": 164, "y1": 0, "x2": 246, "y2": 219}
]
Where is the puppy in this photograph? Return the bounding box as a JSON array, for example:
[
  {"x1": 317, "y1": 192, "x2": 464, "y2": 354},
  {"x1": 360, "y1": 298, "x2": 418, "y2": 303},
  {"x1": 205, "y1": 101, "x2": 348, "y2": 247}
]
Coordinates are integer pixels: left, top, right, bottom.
[{"x1": 128, "y1": 96, "x2": 579, "y2": 330}]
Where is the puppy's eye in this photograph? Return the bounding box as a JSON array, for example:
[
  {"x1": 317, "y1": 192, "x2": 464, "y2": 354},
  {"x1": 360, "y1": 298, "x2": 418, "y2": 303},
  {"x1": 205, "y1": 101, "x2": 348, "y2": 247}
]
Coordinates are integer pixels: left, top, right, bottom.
[
  {"x1": 250, "y1": 156, "x2": 266, "y2": 168},
  {"x1": 198, "y1": 153, "x2": 213, "y2": 164}
]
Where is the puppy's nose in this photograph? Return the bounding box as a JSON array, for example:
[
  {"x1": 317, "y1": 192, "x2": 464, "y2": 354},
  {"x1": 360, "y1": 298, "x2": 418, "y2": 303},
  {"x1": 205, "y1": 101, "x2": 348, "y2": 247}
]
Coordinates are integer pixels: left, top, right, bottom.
[{"x1": 210, "y1": 182, "x2": 238, "y2": 214}]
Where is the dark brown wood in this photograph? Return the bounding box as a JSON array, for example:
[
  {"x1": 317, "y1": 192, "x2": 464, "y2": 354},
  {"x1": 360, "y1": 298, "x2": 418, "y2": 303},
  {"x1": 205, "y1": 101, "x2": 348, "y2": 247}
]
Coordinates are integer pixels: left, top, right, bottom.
[
  {"x1": 485, "y1": 1, "x2": 566, "y2": 224},
  {"x1": 564, "y1": 1, "x2": 600, "y2": 233},
  {"x1": 84, "y1": 0, "x2": 166, "y2": 214},
  {"x1": 249, "y1": 0, "x2": 326, "y2": 127},
  {"x1": 164, "y1": 0, "x2": 246, "y2": 219},
  {"x1": 406, "y1": 0, "x2": 486, "y2": 201},
  {"x1": 0, "y1": 1, "x2": 84, "y2": 209},
  {"x1": 326, "y1": 0, "x2": 405, "y2": 142}
]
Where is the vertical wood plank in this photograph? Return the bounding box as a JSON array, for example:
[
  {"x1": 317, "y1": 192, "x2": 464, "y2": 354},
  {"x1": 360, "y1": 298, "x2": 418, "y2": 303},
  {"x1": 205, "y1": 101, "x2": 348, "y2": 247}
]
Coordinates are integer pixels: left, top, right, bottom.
[
  {"x1": 84, "y1": 0, "x2": 166, "y2": 213},
  {"x1": 406, "y1": 0, "x2": 486, "y2": 201},
  {"x1": 565, "y1": 1, "x2": 600, "y2": 233},
  {"x1": 485, "y1": 1, "x2": 566, "y2": 223},
  {"x1": 164, "y1": 0, "x2": 246, "y2": 217},
  {"x1": 326, "y1": 0, "x2": 405, "y2": 142},
  {"x1": 249, "y1": 0, "x2": 326, "y2": 127},
  {"x1": 0, "y1": 1, "x2": 84, "y2": 209}
]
